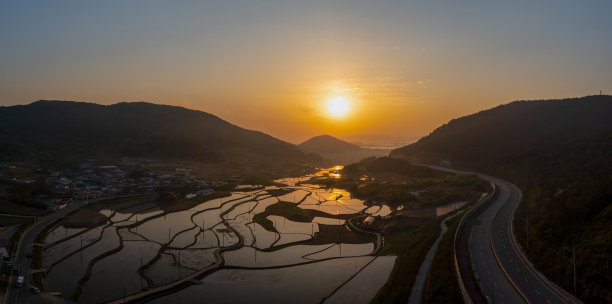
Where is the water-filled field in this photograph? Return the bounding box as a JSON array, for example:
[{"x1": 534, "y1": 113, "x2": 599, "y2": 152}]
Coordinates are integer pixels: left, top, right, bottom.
[{"x1": 41, "y1": 167, "x2": 397, "y2": 303}]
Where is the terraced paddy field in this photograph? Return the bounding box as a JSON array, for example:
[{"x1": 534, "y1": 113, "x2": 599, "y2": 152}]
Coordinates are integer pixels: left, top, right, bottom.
[{"x1": 39, "y1": 167, "x2": 399, "y2": 303}]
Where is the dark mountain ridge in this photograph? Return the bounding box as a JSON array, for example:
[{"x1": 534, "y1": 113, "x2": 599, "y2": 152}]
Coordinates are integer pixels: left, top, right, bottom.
[
  {"x1": 0, "y1": 100, "x2": 318, "y2": 166},
  {"x1": 390, "y1": 95, "x2": 612, "y2": 169}
]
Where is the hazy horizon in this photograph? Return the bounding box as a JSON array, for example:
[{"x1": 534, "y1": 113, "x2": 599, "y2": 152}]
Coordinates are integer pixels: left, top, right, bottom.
[
  {"x1": 2, "y1": 1, "x2": 611, "y2": 143},
  {"x1": 1, "y1": 2, "x2": 610, "y2": 302}
]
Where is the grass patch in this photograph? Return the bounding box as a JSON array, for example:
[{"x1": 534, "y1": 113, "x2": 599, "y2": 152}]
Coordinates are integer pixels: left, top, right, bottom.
[
  {"x1": 7, "y1": 217, "x2": 35, "y2": 257},
  {"x1": 82, "y1": 194, "x2": 157, "y2": 211},
  {"x1": 0, "y1": 199, "x2": 46, "y2": 216},
  {"x1": 0, "y1": 216, "x2": 34, "y2": 227},
  {"x1": 252, "y1": 214, "x2": 276, "y2": 233},
  {"x1": 64, "y1": 209, "x2": 107, "y2": 228},
  {"x1": 162, "y1": 191, "x2": 230, "y2": 212},
  {"x1": 72, "y1": 231, "x2": 124, "y2": 300},
  {"x1": 252, "y1": 201, "x2": 313, "y2": 232},
  {"x1": 31, "y1": 245, "x2": 44, "y2": 286},
  {"x1": 140, "y1": 245, "x2": 166, "y2": 288},
  {"x1": 32, "y1": 219, "x2": 62, "y2": 287},
  {"x1": 264, "y1": 189, "x2": 293, "y2": 197},
  {"x1": 371, "y1": 218, "x2": 441, "y2": 303},
  {"x1": 423, "y1": 212, "x2": 464, "y2": 304},
  {"x1": 267, "y1": 201, "x2": 313, "y2": 222},
  {"x1": 239, "y1": 176, "x2": 279, "y2": 186},
  {"x1": 0, "y1": 275, "x2": 8, "y2": 290},
  {"x1": 32, "y1": 272, "x2": 43, "y2": 287}
]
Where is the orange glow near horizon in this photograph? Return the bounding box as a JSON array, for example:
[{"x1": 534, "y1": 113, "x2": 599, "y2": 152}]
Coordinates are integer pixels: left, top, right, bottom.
[{"x1": 2, "y1": 2, "x2": 609, "y2": 145}]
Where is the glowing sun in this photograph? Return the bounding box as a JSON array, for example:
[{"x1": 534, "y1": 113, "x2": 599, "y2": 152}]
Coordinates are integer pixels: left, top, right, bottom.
[{"x1": 326, "y1": 96, "x2": 350, "y2": 118}]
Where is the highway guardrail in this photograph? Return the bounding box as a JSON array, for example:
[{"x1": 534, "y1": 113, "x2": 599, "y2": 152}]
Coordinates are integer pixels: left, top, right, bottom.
[{"x1": 453, "y1": 182, "x2": 497, "y2": 304}]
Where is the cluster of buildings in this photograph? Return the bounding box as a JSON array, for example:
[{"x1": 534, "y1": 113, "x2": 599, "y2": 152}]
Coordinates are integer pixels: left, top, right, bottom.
[
  {"x1": 1, "y1": 161, "x2": 263, "y2": 212},
  {"x1": 38, "y1": 165, "x2": 211, "y2": 208}
]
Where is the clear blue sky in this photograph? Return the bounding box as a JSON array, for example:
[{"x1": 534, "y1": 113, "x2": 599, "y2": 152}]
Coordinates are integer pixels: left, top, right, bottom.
[{"x1": 1, "y1": 1, "x2": 611, "y2": 143}]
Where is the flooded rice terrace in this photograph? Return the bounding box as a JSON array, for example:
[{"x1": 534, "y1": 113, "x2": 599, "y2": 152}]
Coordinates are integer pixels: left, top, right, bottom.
[{"x1": 42, "y1": 167, "x2": 395, "y2": 303}]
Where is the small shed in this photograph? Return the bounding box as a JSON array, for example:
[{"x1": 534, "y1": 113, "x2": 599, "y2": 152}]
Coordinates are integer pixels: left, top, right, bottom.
[
  {"x1": 0, "y1": 247, "x2": 9, "y2": 260},
  {"x1": 363, "y1": 216, "x2": 375, "y2": 226},
  {"x1": 196, "y1": 189, "x2": 214, "y2": 196}
]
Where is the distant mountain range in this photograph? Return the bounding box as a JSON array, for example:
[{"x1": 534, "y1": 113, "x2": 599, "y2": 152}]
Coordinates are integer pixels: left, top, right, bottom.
[
  {"x1": 345, "y1": 134, "x2": 421, "y2": 149},
  {"x1": 390, "y1": 95, "x2": 612, "y2": 169},
  {"x1": 0, "y1": 100, "x2": 321, "y2": 167},
  {"x1": 298, "y1": 135, "x2": 389, "y2": 164}
]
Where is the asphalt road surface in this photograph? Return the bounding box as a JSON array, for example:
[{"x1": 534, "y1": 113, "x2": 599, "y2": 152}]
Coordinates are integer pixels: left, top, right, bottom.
[
  {"x1": 479, "y1": 178, "x2": 576, "y2": 304},
  {"x1": 5, "y1": 201, "x2": 85, "y2": 304},
  {"x1": 425, "y1": 165, "x2": 577, "y2": 304}
]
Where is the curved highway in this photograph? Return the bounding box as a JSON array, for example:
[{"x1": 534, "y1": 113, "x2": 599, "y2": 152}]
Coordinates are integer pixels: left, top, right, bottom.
[
  {"x1": 6, "y1": 196, "x2": 137, "y2": 304},
  {"x1": 480, "y1": 178, "x2": 578, "y2": 304},
  {"x1": 5, "y1": 202, "x2": 80, "y2": 304},
  {"x1": 426, "y1": 165, "x2": 579, "y2": 304}
]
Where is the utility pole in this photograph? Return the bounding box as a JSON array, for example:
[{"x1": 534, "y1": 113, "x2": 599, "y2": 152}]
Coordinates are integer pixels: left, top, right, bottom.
[
  {"x1": 338, "y1": 230, "x2": 341, "y2": 256},
  {"x1": 526, "y1": 213, "x2": 529, "y2": 249},
  {"x1": 573, "y1": 241, "x2": 577, "y2": 296},
  {"x1": 140, "y1": 257, "x2": 143, "y2": 290}
]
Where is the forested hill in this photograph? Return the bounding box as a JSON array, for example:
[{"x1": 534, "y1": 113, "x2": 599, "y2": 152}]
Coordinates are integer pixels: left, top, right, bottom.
[
  {"x1": 503, "y1": 131, "x2": 612, "y2": 303},
  {"x1": 391, "y1": 95, "x2": 612, "y2": 302},
  {"x1": 0, "y1": 100, "x2": 320, "y2": 166},
  {"x1": 390, "y1": 95, "x2": 612, "y2": 169},
  {"x1": 298, "y1": 135, "x2": 389, "y2": 164}
]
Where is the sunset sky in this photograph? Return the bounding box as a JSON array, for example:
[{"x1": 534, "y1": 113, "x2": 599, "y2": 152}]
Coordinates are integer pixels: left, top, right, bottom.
[{"x1": 1, "y1": 1, "x2": 611, "y2": 144}]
